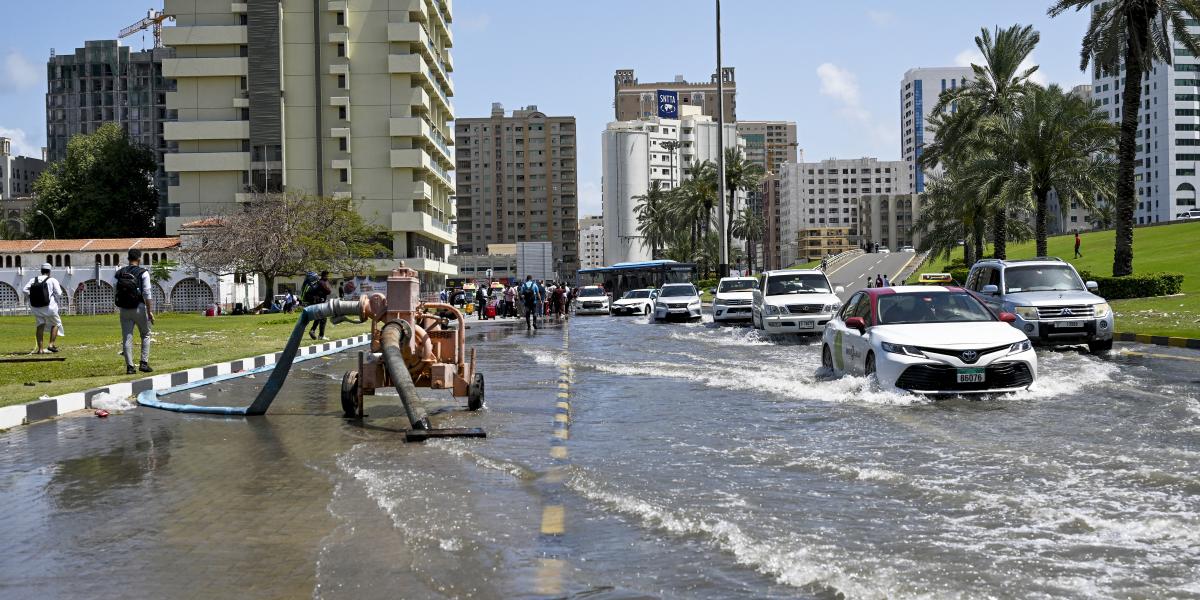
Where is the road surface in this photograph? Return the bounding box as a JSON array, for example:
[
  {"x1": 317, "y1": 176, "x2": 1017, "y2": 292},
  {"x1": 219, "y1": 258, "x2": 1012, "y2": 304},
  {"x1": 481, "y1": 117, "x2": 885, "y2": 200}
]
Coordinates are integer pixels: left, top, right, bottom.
[{"x1": 825, "y1": 251, "x2": 922, "y2": 298}]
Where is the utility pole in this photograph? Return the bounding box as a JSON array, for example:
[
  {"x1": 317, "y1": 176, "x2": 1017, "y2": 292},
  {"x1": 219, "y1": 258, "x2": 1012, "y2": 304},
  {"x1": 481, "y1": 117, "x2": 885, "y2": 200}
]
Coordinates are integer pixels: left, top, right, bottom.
[{"x1": 715, "y1": 0, "x2": 729, "y2": 277}]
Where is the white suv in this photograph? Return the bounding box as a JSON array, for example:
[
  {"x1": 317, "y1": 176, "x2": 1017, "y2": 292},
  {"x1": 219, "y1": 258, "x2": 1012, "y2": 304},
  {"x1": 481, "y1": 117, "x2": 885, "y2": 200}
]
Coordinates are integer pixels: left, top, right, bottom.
[
  {"x1": 653, "y1": 283, "x2": 703, "y2": 322},
  {"x1": 752, "y1": 270, "x2": 845, "y2": 335},
  {"x1": 712, "y1": 276, "x2": 758, "y2": 323}
]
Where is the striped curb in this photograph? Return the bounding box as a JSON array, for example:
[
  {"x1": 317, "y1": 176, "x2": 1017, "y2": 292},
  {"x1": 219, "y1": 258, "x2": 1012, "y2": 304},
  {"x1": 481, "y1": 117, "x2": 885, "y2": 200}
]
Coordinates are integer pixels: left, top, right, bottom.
[
  {"x1": 1114, "y1": 331, "x2": 1200, "y2": 350},
  {"x1": 0, "y1": 333, "x2": 371, "y2": 431}
]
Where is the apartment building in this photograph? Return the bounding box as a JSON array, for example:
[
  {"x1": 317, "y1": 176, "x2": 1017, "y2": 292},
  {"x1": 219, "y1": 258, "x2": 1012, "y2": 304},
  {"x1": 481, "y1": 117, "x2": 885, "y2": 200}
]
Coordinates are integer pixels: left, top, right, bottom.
[
  {"x1": 161, "y1": 0, "x2": 457, "y2": 290},
  {"x1": 779, "y1": 157, "x2": 910, "y2": 266},
  {"x1": 601, "y1": 107, "x2": 744, "y2": 265},
  {"x1": 614, "y1": 69, "x2": 736, "y2": 122},
  {"x1": 0, "y1": 138, "x2": 46, "y2": 236},
  {"x1": 759, "y1": 173, "x2": 783, "y2": 270},
  {"x1": 454, "y1": 103, "x2": 578, "y2": 279},
  {"x1": 579, "y1": 215, "x2": 603, "y2": 270},
  {"x1": 46, "y1": 40, "x2": 177, "y2": 215},
  {"x1": 900, "y1": 66, "x2": 971, "y2": 194},
  {"x1": 859, "y1": 194, "x2": 924, "y2": 251},
  {"x1": 736, "y1": 120, "x2": 797, "y2": 174}
]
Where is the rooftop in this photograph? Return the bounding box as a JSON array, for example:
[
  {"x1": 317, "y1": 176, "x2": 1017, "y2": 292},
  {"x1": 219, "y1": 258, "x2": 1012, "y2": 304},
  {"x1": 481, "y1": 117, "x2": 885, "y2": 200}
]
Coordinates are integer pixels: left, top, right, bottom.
[{"x1": 0, "y1": 238, "x2": 180, "y2": 253}]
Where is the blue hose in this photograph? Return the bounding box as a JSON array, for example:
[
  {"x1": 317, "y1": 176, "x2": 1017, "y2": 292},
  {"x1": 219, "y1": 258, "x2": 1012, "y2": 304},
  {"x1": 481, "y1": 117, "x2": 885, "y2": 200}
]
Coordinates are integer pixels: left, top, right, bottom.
[{"x1": 138, "y1": 300, "x2": 364, "y2": 415}]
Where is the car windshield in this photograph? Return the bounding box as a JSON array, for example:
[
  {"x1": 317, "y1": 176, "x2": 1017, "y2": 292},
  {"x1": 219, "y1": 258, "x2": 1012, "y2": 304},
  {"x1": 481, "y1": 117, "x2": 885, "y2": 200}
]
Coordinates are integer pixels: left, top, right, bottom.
[
  {"x1": 877, "y1": 292, "x2": 995, "y2": 324},
  {"x1": 659, "y1": 285, "x2": 697, "y2": 298},
  {"x1": 718, "y1": 279, "x2": 758, "y2": 293},
  {"x1": 765, "y1": 274, "x2": 831, "y2": 295},
  {"x1": 622, "y1": 290, "x2": 652, "y2": 299},
  {"x1": 1004, "y1": 265, "x2": 1084, "y2": 293},
  {"x1": 579, "y1": 287, "x2": 606, "y2": 297}
]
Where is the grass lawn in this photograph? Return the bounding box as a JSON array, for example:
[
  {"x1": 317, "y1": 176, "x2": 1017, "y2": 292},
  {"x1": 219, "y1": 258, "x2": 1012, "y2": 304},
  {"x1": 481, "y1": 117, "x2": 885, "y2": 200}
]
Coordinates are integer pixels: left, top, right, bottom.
[
  {"x1": 0, "y1": 312, "x2": 370, "y2": 409},
  {"x1": 938, "y1": 220, "x2": 1200, "y2": 338}
]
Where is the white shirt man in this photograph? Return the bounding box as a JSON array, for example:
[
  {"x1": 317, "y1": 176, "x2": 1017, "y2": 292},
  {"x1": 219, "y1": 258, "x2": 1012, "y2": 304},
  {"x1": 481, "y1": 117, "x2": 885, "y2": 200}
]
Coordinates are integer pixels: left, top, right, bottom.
[{"x1": 23, "y1": 263, "x2": 65, "y2": 354}]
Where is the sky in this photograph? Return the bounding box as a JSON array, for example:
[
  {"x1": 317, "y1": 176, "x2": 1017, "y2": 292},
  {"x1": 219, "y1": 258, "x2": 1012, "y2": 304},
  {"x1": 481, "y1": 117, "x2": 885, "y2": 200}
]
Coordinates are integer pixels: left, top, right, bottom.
[{"x1": 0, "y1": 0, "x2": 1092, "y2": 217}]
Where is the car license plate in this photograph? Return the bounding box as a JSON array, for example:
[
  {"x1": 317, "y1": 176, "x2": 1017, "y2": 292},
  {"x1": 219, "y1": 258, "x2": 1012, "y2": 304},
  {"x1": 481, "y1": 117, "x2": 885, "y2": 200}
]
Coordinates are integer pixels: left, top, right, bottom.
[
  {"x1": 798, "y1": 320, "x2": 815, "y2": 329},
  {"x1": 1055, "y1": 320, "x2": 1084, "y2": 328},
  {"x1": 957, "y1": 368, "x2": 985, "y2": 383}
]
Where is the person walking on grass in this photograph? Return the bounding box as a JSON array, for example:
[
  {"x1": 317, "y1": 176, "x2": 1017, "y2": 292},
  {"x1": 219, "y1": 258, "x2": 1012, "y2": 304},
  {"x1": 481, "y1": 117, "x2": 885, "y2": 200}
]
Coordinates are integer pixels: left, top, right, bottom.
[
  {"x1": 1074, "y1": 232, "x2": 1082, "y2": 259},
  {"x1": 23, "y1": 262, "x2": 64, "y2": 355},
  {"x1": 115, "y1": 249, "x2": 155, "y2": 374}
]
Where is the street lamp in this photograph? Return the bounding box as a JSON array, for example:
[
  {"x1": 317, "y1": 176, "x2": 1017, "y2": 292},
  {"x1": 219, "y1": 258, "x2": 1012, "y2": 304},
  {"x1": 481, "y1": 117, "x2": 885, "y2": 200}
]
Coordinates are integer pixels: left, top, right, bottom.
[{"x1": 35, "y1": 210, "x2": 56, "y2": 239}]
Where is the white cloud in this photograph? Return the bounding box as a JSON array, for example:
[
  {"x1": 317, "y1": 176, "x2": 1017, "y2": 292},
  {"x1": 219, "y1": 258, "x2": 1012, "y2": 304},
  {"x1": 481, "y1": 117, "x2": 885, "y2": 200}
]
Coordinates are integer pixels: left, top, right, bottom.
[
  {"x1": 2, "y1": 51, "x2": 41, "y2": 92},
  {"x1": 954, "y1": 47, "x2": 1048, "y2": 86},
  {"x1": 865, "y1": 9, "x2": 894, "y2": 26},
  {"x1": 816, "y1": 63, "x2": 897, "y2": 150},
  {"x1": 0, "y1": 127, "x2": 41, "y2": 158}
]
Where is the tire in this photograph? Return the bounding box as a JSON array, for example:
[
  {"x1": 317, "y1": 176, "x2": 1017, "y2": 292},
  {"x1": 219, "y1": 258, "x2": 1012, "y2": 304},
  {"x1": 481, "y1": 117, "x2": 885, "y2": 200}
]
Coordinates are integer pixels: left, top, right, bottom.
[
  {"x1": 752, "y1": 312, "x2": 761, "y2": 330},
  {"x1": 340, "y1": 370, "x2": 360, "y2": 418},
  {"x1": 822, "y1": 345, "x2": 833, "y2": 370},
  {"x1": 865, "y1": 352, "x2": 876, "y2": 377},
  {"x1": 644, "y1": 305, "x2": 651, "y2": 316},
  {"x1": 468, "y1": 372, "x2": 485, "y2": 411},
  {"x1": 1088, "y1": 338, "x2": 1113, "y2": 355}
]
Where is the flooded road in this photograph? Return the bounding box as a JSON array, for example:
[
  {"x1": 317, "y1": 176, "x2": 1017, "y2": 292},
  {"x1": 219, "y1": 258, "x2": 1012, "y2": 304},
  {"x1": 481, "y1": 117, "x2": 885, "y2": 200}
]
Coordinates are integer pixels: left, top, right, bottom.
[{"x1": 1, "y1": 314, "x2": 1198, "y2": 599}]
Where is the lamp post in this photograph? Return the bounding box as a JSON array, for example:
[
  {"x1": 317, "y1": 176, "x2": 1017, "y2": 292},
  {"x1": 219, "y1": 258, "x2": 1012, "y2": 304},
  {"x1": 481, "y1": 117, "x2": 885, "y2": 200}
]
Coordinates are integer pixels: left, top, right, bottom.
[
  {"x1": 715, "y1": 0, "x2": 729, "y2": 278},
  {"x1": 35, "y1": 210, "x2": 56, "y2": 239}
]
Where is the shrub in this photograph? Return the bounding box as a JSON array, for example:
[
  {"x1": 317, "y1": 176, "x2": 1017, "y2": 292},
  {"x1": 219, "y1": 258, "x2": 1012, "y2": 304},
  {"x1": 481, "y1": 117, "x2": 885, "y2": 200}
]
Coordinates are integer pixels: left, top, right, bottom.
[
  {"x1": 1077, "y1": 271, "x2": 1184, "y2": 300},
  {"x1": 948, "y1": 268, "x2": 971, "y2": 285},
  {"x1": 695, "y1": 277, "x2": 720, "y2": 292}
]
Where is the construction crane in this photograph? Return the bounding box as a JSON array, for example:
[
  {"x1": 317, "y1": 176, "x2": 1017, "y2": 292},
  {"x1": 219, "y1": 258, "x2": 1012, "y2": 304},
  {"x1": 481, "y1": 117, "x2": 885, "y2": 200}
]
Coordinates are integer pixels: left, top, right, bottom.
[{"x1": 119, "y1": 9, "x2": 172, "y2": 49}]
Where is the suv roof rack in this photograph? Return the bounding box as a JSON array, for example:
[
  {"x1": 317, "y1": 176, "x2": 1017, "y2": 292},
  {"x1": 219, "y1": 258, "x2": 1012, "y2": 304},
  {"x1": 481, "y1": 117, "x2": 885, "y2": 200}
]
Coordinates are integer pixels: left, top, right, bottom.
[{"x1": 1008, "y1": 256, "x2": 1064, "y2": 263}]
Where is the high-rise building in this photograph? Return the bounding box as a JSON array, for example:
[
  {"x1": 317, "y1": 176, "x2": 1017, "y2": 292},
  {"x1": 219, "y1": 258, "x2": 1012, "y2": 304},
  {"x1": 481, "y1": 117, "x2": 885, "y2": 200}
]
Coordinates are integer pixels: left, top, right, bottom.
[
  {"x1": 1091, "y1": 43, "x2": 1200, "y2": 225},
  {"x1": 779, "y1": 157, "x2": 910, "y2": 266},
  {"x1": 579, "y1": 215, "x2": 603, "y2": 270},
  {"x1": 454, "y1": 103, "x2": 578, "y2": 279},
  {"x1": 736, "y1": 120, "x2": 798, "y2": 174},
  {"x1": 0, "y1": 138, "x2": 46, "y2": 200},
  {"x1": 1046, "y1": 84, "x2": 1104, "y2": 234},
  {"x1": 46, "y1": 40, "x2": 177, "y2": 216},
  {"x1": 161, "y1": 0, "x2": 457, "y2": 290},
  {"x1": 760, "y1": 173, "x2": 783, "y2": 270},
  {"x1": 900, "y1": 66, "x2": 972, "y2": 194},
  {"x1": 859, "y1": 194, "x2": 924, "y2": 252},
  {"x1": 601, "y1": 107, "x2": 744, "y2": 265},
  {"x1": 614, "y1": 69, "x2": 736, "y2": 122}
]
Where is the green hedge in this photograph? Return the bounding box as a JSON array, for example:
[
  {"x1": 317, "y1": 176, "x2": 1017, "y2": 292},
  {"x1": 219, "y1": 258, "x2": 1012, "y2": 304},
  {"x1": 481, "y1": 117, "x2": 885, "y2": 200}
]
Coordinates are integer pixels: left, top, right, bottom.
[
  {"x1": 1077, "y1": 271, "x2": 1184, "y2": 300},
  {"x1": 947, "y1": 268, "x2": 970, "y2": 285},
  {"x1": 695, "y1": 277, "x2": 720, "y2": 291}
]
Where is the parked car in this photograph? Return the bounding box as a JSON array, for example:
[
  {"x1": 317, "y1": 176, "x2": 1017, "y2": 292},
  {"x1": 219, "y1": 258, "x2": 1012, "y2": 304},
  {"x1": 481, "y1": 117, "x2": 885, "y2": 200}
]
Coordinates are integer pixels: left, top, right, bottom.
[
  {"x1": 899, "y1": 245, "x2": 916, "y2": 253},
  {"x1": 712, "y1": 276, "x2": 758, "y2": 323},
  {"x1": 1175, "y1": 209, "x2": 1200, "y2": 220},
  {"x1": 822, "y1": 286, "x2": 1037, "y2": 395},
  {"x1": 964, "y1": 258, "x2": 1114, "y2": 354},
  {"x1": 574, "y1": 286, "x2": 611, "y2": 315},
  {"x1": 611, "y1": 288, "x2": 658, "y2": 316},
  {"x1": 751, "y1": 270, "x2": 845, "y2": 335},
  {"x1": 652, "y1": 283, "x2": 703, "y2": 322}
]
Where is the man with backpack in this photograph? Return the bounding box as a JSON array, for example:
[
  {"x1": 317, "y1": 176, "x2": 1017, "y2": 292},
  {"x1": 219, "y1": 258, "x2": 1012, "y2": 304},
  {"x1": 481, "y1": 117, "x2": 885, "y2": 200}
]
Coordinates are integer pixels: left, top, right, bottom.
[
  {"x1": 304, "y1": 271, "x2": 333, "y2": 340},
  {"x1": 115, "y1": 249, "x2": 155, "y2": 374},
  {"x1": 23, "y1": 262, "x2": 64, "y2": 354},
  {"x1": 520, "y1": 275, "x2": 541, "y2": 330}
]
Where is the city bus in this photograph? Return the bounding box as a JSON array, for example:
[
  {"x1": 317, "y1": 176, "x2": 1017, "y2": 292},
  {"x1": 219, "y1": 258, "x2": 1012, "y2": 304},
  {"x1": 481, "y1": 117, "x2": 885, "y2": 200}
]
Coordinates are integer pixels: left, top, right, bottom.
[{"x1": 576, "y1": 260, "x2": 697, "y2": 300}]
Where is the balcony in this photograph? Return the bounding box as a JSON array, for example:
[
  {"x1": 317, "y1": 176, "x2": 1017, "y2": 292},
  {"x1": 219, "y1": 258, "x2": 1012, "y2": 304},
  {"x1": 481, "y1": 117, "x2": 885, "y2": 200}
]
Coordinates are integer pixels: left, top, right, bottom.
[
  {"x1": 408, "y1": 87, "x2": 431, "y2": 114},
  {"x1": 327, "y1": 0, "x2": 346, "y2": 11},
  {"x1": 161, "y1": 25, "x2": 247, "y2": 46},
  {"x1": 392, "y1": 210, "x2": 456, "y2": 245},
  {"x1": 162, "y1": 57, "x2": 248, "y2": 78},
  {"x1": 231, "y1": 3, "x2": 247, "y2": 12},
  {"x1": 413, "y1": 180, "x2": 433, "y2": 202},
  {"x1": 389, "y1": 117, "x2": 454, "y2": 166},
  {"x1": 390, "y1": 148, "x2": 453, "y2": 188},
  {"x1": 363, "y1": 257, "x2": 457, "y2": 275},
  {"x1": 387, "y1": 54, "x2": 453, "y2": 116},
  {"x1": 386, "y1": 23, "x2": 452, "y2": 95},
  {"x1": 163, "y1": 120, "x2": 249, "y2": 141},
  {"x1": 164, "y1": 151, "x2": 250, "y2": 173}
]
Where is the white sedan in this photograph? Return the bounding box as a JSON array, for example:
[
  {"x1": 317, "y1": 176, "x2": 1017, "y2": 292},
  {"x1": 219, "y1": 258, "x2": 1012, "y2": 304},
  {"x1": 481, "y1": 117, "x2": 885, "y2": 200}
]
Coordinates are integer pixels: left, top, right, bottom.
[
  {"x1": 611, "y1": 288, "x2": 658, "y2": 316},
  {"x1": 821, "y1": 286, "x2": 1037, "y2": 395},
  {"x1": 653, "y1": 283, "x2": 703, "y2": 322}
]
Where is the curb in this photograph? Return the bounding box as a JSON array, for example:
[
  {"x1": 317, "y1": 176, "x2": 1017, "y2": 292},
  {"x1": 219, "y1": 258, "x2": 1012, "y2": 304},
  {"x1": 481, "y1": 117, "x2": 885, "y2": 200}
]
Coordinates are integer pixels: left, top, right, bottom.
[
  {"x1": 0, "y1": 333, "x2": 372, "y2": 432},
  {"x1": 1114, "y1": 331, "x2": 1200, "y2": 350}
]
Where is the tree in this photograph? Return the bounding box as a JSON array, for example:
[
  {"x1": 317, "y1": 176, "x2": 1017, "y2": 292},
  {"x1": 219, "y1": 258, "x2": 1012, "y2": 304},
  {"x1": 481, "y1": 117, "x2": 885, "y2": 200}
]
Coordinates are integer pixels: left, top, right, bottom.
[
  {"x1": 1091, "y1": 200, "x2": 1116, "y2": 229},
  {"x1": 29, "y1": 123, "x2": 159, "y2": 238},
  {"x1": 720, "y1": 148, "x2": 765, "y2": 268},
  {"x1": 1051, "y1": 0, "x2": 1200, "y2": 275},
  {"x1": 670, "y1": 160, "x2": 718, "y2": 255},
  {"x1": 731, "y1": 205, "x2": 764, "y2": 274},
  {"x1": 916, "y1": 172, "x2": 988, "y2": 266},
  {"x1": 632, "y1": 180, "x2": 674, "y2": 259},
  {"x1": 180, "y1": 191, "x2": 387, "y2": 302}
]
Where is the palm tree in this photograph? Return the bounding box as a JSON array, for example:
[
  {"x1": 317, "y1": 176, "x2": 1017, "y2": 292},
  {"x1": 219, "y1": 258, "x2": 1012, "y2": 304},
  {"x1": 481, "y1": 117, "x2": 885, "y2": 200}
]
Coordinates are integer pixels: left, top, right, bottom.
[
  {"x1": 1091, "y1": 200, "x2": 1116, "y2": 229},
  {"x1": 916, "y1": 172, "x2": 989, "y2": 266},
  {"x1": 632, "y1": 180, "x2": 674, "y2": 259},
  {"x1": 972, "y1": 84, "x2": 1119, "y2": 256},
  {"x1": 921, "y1": 24, "x2": 1042, "y2": 259},
  {"x1": 1050, "y1": 0, "x2": 1200, "y2": 275},
  {"x1": 671, "y1": 160, "x2": 718, "y2": 254},
  {"x1": 731, "y1": 205, "x2": 764, "y2": 274},
  {"x1": 720, "y1": 148, "x2": 765, "y2": 268}
]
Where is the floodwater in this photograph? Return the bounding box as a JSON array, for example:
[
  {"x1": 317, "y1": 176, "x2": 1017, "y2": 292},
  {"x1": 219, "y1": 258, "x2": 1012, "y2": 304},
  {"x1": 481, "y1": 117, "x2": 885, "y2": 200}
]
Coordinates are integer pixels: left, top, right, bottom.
[{"x1": 1, "y1": 314, "x2": 1198, "y2": 599}]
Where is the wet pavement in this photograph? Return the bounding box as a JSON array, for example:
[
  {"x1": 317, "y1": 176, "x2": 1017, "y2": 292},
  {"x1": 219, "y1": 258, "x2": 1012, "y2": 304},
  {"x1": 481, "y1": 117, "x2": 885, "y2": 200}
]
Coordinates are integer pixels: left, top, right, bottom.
[{"x1": 1, "y1": 313, "x2": 1199, "y2": 599}]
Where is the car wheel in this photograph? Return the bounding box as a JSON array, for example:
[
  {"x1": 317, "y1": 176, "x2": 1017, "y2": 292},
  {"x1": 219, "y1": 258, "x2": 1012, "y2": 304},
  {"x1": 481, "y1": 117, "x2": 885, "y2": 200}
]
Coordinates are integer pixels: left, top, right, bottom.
[
  {"x1": 468, "y1": 372, "x2": 484, "y2": 411},
  {"x1": 752, "y1": 312, "x2": 761, "y2": 330},
  {"x1": 644, "y1": 305, "x2": 651, "y2": 316},
  {"x1": 864, "y1": 352, "x2": 877, "y2": 384},
  {"x1": 340, "y1": 370, "x2": 360, "y2": 418},
  {"x1": 1088, "y1": 338, "x2": 1113, "y2": 355},
  {"x1": 821, "y1": 345, "x2": 833, "y2": 370}
]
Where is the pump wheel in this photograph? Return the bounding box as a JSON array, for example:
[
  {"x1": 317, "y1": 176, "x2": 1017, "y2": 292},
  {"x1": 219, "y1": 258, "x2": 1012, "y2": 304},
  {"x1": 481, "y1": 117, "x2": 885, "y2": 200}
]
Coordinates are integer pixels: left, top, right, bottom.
[
  {"x1": 340, "y1": 370, "x2": 360, "y2": 418},
  {"x1": 468, "y1": 373, "x2": 485, "y2": 411}
]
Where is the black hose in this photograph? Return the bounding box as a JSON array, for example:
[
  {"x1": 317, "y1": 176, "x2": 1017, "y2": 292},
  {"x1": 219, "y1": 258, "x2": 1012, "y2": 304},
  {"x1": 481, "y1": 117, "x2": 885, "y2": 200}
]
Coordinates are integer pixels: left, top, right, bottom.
[{"x1": 381, "y1": 320, "x2": 430, "y2": 430}]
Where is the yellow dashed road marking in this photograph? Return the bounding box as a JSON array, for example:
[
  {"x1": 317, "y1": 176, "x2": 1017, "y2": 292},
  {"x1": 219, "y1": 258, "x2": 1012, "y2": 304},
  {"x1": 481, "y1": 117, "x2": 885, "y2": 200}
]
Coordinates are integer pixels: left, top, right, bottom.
[
  {"x1": 541, "y1": 505, "x2": 565, "y2": 534},
  {"x1": 536, "y1": 558, "x2": 565, "y2": 595},
  {"x1": 550, "y1": 445, "x2": 568, "y2": 459}
]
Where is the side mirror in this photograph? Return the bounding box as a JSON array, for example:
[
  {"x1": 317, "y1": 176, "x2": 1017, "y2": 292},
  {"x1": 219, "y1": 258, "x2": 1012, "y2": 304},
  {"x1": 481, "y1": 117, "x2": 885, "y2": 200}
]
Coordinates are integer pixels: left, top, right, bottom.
[
  {"x1": 834, "y1": 286, "x2": 845, "y2": 294},
  {"x1": 998, "y1": 312, "x2": 1017, "y2": 323},
  {"x1": 1086, "y1": 280, "x2": 1098, "y2": 291},
  {"x1": 981, "y1": 284, "x2": 999, "y2": 295},
  {"x1": 845, "y1": 316, "x2": 866, "y2": 333}
]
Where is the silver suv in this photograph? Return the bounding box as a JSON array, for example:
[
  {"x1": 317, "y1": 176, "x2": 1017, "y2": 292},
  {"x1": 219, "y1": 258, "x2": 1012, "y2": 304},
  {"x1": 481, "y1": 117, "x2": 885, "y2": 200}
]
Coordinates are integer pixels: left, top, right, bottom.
[{"x1": 964, "y1": 258, "x2": 1114, "y2": 354}]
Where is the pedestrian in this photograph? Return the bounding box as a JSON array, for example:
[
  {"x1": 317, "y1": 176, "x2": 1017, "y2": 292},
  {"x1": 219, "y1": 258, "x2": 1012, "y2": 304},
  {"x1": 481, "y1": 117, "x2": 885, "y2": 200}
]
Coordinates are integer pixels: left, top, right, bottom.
[
  {"x1": 875, "y1": 274, "x2": 884, "y2": 288},
  {"x1": 306, "y1": 270, "x2": 333, "y2": 340},
  {"x1": 552, "y1": 285, "x2": 566, "y2": 318},
  {"x1": 114, "y1": 249, "x2": 155, "y2": 374},
  {"x1": 503, "y1": 284, "x2": 515, "y2": 318},
  {"x1": 337, "y1": 280, "x2": 346, "y2": 299},
  {"x1": 439, "y1": 288, "x2": 448, "y2": 303},
  {"x1": 1074, "y1": 232, "x2": 1082, "y2": 258},
  {"x1": 23, "y1": 262, "x2": 65, "y2": 354},
  {"x1": 866, "y1": 272, "x2": 874, "y2": 288},
  {"x1": 284, "y1": 289, "x2": 296, "y2": 313},
  {"x1": 520, "y1": 275, "x2": 541, "y2": 330},
  {"x1": 538, "y1": 280, "x2": 550, "y2": 316},
  {"x1": 475, "y1": 285, "x2": 487, "y2": 320},
  {"x1": 882, "y1": 274, "x2": 890, "y2": 287},
  {"x1": 821, "y1": 256, "x2": 828, "y2": 271}
]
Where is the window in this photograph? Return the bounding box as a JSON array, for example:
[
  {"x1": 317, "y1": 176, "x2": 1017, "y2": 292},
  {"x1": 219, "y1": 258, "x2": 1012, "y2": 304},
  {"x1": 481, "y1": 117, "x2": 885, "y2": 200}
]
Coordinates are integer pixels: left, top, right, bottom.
[
  {"x1": 337, "y1": 74, "x2": 347, "y2": 89},
  {"x1": 338, "y1": 137, "x2": 347, "y2": 151},
  {"x1": 336, "y1": 11, "x2": 345, "y2": 25},
  {"x1": 337, "y1": 42, "x2": 346, "y2": 57},
  {"x1": 339, "y1": 169, "x2": 348, "y2": 183},
  {"x1": 338, "y1": 105, "x2": 347, "y2": 120}
]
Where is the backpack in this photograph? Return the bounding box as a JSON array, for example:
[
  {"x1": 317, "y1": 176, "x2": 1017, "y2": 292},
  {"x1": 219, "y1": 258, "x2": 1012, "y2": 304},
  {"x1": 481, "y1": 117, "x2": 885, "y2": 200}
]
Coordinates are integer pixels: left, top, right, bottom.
[
  {"x1": 520, "y1": 281, "x2": 536, "y2": 304},
  {"x1": 114, "y1": 266, "x2": 146, "y2": 309},
  {"x1": 29, "y1": 276, "x2": 51, "y2": 308},
  {"x1": 300, "y1": 271, "x2": 320, "y2": 303}
]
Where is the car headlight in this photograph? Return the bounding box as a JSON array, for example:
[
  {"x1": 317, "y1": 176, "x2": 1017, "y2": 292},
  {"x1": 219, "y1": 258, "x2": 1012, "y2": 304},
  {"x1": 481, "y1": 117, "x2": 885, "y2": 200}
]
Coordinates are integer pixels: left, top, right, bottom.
[
  {"x1": 713, "y1": 298, "x2": 726, "y2": 306},
  {"x1": 1008, "y1": 340, "x2": 1032, "y2": 354},
  {"x1": 880, "y1": 341, "x2": 925, "y2": 357},
  {"x1": 1093, "y1": 302, "x2": 1111, "y2": 318},
  {"x1": 764, "y1": 304, "x2": 781, "y2": 316},
  {"x1": 823, "y1": 302, "x2": 841, "y2": 313},
  {"x1": 689, "y1": 299, "x2": 701, "y2": 307},
  {"x1": 1012, "y1": 306, "x2": 1039, "y2": 320}
]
